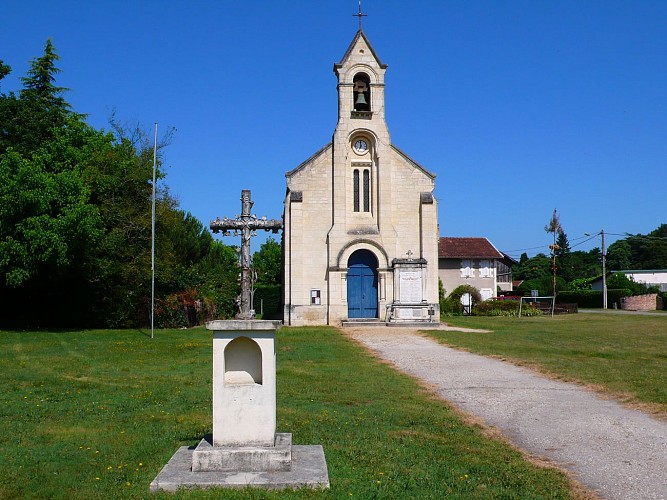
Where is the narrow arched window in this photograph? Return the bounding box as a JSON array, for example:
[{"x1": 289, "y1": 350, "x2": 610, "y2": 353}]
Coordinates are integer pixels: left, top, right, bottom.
[
  {"x1": 353, "y1": 169, "x2": 360, "y2": 212},
  {"x1": 363, "y1": 169, "x2": 370, "y2": 212}
]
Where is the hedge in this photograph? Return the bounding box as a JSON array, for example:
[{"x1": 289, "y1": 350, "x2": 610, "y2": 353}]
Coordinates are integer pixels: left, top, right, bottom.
[{"x1": 556, "y1": 289, "x2": 632, "y2": 308}]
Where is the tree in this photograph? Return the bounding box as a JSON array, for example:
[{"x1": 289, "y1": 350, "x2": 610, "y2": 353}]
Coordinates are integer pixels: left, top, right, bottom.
[
  {"x1": 517, "y1": 275, "x2": 567, "y2": 296},
  {"x1": 0, "y1": 142, "x2": 102, "y2": 287},
  {"x1": 0, "y1": 60, "x2": 10, "y2": 84},
  {"x1": 556, "y1": 230, "x2": 572, "y2": 281},
  {"x1": 566, "y1": 249, "x2": 602, "y2": 280},
  {"x1": 0, "y1": 41, "x2": 241, "y2": 328},
  {"x1": 20, "y1": 39, "x2": 68, "y2": 107},
  {"x1": 602, "y1": 224, "x2": 667, "y2": 271},
  {"x1": 545, "y1": 209, "x2": 563, "y2": 296},
  {"x1": 0, "y1": 40, "x2": 73, "y2": 156},
  {"x1": 606, "y1": 240, "x2": 632, "y2": 270},
  {"x1": 0, "y1": 119, "x2": 105, "y2": 326},
  {"x1": 253, "y1": 237, "x2": 282, "y2": 286},
  {"x1": 513, "y1": 253, "x2": 551, "y2": 281},
  {"x1": 637, "y1": 224, "x2": 667, "y2": 269}
]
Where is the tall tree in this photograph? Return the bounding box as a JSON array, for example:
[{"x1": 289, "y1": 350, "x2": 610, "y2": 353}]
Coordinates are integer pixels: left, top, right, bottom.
[{"x1": 544, "y1": 209, "x2": 563, "y2": 296}]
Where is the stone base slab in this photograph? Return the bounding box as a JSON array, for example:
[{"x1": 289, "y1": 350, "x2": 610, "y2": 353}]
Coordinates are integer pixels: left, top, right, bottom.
[
  {"x1": 150, "y1": 444, "x2": 329, "y2": 492},
  {"x1": 192, "y1": 433, "x2": 292, "y2": 472}
]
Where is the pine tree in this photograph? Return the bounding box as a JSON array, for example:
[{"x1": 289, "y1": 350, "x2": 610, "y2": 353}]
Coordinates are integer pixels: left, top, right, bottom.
[{"x1": 0, "y1": 39, "x2": 74, "y2": 155}]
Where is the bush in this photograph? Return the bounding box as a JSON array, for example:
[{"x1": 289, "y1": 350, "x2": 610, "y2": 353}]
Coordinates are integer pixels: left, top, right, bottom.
[{"x1": 154, "y1": 289, "x2": 204, "y2": 328}]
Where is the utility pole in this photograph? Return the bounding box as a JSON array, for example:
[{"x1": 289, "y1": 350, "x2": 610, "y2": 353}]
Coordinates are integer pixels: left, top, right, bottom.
[{"x1": 602, "y1": 229, "x2": 607, "y2": 309}]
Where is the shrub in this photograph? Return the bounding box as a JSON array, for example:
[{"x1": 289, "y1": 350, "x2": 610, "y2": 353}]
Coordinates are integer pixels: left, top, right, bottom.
[
  {"x1": 607, "y1": 273, "x2": 652, "y2": 295},
  {"x1": 155, "y1": 289, "x2": 201, "y2": 328},
  {"x1": 441, "y1": 285, "x2": 481, "y2": 317},
  {"x1": 473, "y1": 299, "x2": 542, "y2": 317}
]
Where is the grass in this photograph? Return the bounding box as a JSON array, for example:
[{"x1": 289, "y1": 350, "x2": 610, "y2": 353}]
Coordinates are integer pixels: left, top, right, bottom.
[
  {"x1": 0, "y1": 326, "x2": 578, "y2": 499},
  {"x1": 428, "y1": 313, "x2": 667, "y2": 415}
]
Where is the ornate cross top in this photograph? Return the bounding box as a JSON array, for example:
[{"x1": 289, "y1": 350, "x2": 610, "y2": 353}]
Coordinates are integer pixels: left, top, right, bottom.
[{"x1": 210, "y1": 190, "x2": 282, "y2": 320}]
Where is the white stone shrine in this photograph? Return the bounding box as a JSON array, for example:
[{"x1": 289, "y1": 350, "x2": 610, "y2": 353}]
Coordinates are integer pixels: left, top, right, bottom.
[{"x1": 191, "y1": 320, "x2": 292, "y2": 473}]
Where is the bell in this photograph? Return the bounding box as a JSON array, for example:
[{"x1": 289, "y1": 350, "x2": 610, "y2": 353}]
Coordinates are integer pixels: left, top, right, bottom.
[{"x1": 355, "y1": 92, "x2": 367, "y2": 106}]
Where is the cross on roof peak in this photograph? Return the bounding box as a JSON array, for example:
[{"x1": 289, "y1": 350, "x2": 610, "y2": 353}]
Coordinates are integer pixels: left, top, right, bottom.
[{"x1": 353, "y1": 0, "x2": 367, "y2": 31}]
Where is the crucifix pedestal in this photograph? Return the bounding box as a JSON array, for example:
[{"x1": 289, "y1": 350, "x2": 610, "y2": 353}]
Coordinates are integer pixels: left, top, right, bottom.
[{"x1": 151, "y1": 190, "x2": 328, "y2": 492}]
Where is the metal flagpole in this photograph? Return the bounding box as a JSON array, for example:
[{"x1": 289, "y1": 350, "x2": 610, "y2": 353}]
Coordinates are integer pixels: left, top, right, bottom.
[{"x1": 151, "y1": 123, "x2": 157, "y2": 339}]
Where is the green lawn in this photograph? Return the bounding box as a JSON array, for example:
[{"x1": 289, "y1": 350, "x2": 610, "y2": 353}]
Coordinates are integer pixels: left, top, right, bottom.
[
  {"x1": 429, "y1": 313, "x2": 667, "y2": 415},
  {"x1": 0, "y1": 326, "x2": 578, "y2": 499}
]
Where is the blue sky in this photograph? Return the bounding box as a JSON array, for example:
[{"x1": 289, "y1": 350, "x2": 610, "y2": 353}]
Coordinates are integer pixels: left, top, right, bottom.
[{"x1": 2, "y1": 1, "x2": 665, "y2": 259}]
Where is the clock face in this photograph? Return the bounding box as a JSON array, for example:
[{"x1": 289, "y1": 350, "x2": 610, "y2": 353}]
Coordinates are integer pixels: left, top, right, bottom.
[{"x1": 353, "y1": 139, "x2": 368, "y2": 153}]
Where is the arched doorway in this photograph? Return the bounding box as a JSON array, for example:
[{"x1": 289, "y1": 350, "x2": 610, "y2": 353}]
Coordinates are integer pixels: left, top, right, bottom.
[{"x1": 347, "y1": 250, "x2": 378, "y2": 318}]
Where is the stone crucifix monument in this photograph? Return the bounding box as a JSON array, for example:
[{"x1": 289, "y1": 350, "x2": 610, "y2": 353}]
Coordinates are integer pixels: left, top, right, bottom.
[
  {"x1": 151, "y1": 190, "x2": 329, "y2": 492},
  {"x1": 210, "y1": 189, "x2": 281, "y2": 320}
]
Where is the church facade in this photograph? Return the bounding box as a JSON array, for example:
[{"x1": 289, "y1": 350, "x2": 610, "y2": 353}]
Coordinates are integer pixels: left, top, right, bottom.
[{"x1": 282, "y1": 29, "x2": 440, "y2": 326}]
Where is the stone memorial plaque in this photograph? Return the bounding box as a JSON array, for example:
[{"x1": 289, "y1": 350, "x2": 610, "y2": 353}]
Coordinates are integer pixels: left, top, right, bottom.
[{"x1": 399, "y1": 271, "x2": 422, "y2": 303}]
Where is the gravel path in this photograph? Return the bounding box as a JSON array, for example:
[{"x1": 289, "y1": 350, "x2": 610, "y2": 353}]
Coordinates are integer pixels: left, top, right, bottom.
[{"x1": 345, "y1": 327, "x2": 667, "y2": 500}]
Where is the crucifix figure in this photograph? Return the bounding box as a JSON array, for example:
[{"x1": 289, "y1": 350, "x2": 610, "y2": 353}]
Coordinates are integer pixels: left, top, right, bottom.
[{"x1": 210, "y1": 190, "x2": 282, "y2": 320}]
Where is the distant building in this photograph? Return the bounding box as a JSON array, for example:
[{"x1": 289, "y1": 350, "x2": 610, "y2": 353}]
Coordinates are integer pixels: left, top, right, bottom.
[
  {"x1": 438, "y1": 237, "x2": 515, "y2": 300},
  {"x1": 592, "y1": 270, "x2": 667, "y2": 293}
]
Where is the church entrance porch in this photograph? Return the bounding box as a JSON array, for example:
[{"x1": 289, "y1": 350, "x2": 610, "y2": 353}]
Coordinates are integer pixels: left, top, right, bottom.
[{"x1": 347, "y1": 250, "x2": 378, "y2": 319}]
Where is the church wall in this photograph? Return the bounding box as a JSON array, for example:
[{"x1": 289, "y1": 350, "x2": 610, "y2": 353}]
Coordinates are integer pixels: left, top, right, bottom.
[
  {"x1": 284, "y1": 146, "x2": 333, "y2": 326},
  {"x1": 384, "y1": 152, "x2": 439, "y2": 307}
]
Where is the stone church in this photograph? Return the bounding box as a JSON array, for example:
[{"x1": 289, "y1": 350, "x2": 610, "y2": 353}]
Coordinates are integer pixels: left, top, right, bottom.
[{"x1": 282, "y1": 28, "x2": 440, "y2": 326}]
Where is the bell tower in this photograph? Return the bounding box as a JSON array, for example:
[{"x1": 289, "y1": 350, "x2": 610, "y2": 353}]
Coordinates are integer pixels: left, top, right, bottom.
[
  {"x1": 333, "y1": 30, "x2": 389, "y2": 134},
  {"x1": 328, "y1": 28, "x2": 394, "y2": 254}
]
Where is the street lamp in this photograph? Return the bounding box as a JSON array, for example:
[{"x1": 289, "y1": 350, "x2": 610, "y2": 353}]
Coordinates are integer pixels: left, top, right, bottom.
[{"x1": 586, "y1": 230, "x2": 607, "y2": 309}]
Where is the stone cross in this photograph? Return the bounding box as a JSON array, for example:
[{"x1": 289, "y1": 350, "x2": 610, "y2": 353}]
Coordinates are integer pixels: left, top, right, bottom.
[{"x1": 210, "y1": 190, "x2": 282, "y2": 320}]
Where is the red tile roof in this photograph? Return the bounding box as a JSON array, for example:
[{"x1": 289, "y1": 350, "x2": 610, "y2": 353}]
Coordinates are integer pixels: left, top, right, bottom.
[{"x1": 438, "y1": 237, "x2": 503, "y2": 259}]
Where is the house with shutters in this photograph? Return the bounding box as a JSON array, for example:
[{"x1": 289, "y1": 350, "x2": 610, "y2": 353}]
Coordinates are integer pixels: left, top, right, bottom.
[
  {"x1": 438, "y1": 237, "x2": 516, "y2": 301},
  {"x1": 282, "y1": 28, "x2": 440, "y2": 326}
]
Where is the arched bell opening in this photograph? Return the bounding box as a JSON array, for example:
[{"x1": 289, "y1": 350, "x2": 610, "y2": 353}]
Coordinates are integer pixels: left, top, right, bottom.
[
  {"x1": 353, "y1": 73, "x2": 371, "y2": 112},
  {"x1": 224, "y1": 336, "x2": 263, "y2": 385}
]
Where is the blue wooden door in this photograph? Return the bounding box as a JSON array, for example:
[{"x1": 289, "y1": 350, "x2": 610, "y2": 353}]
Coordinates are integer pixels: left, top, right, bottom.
[{"x1": 347, "y1": 250, "x2": 378, "y2": 318}]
